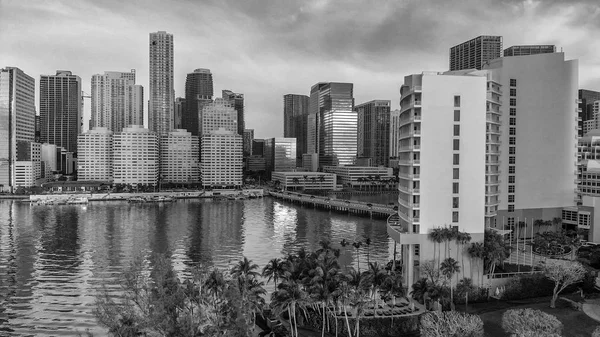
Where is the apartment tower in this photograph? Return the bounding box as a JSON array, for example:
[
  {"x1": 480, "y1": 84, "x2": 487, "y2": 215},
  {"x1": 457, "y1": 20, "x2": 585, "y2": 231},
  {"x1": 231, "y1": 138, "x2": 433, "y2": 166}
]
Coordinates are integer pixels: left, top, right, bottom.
[
  {"x1": 449, "y1": 35, "x2": 503, "y2": 71},
  {"x1": 77, "y1": 127, "x2": 113, "y2": 182},
  {"x1": 0, "y1": 67, "x2": 36, "y2": 191},
  {"x1": 149, "y1": 31, "x2": 174, "y2": 135},
  {"x1": 91, "y1": 70, "x2": 143, "y2": 133},
  {"x1": 113, "y1": 125, "x2": 159, "y2": 185},
  {"x1": 160, "y1": 129, "x2": 200, "y2": 184},
  {"x1": 503, "y1": 45, "x2": 556, "y2": 57}
]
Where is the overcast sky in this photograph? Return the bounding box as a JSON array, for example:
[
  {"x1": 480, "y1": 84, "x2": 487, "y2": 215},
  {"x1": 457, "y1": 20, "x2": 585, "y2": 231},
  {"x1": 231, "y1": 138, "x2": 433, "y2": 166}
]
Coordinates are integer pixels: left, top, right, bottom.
[{"x1": 1, "y1": 0, "x2": 599, "y2": 138}]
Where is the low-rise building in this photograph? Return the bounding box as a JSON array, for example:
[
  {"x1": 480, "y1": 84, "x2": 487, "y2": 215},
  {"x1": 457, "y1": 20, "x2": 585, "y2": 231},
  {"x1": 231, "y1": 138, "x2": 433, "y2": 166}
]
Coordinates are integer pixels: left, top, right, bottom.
[
  {"x1": 271, "y1": 171, "x2": 336, "y2": 191},
  {"x1": 323, "y1": 166, "x2": 394, "y2": 189}
]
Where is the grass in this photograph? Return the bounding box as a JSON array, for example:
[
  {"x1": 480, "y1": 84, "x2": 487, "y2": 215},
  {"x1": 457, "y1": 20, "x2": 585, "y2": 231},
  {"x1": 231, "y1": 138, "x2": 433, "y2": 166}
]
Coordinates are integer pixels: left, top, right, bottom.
[{"x1": 463, "y1": 295, "x2": 598, "y2": 337}]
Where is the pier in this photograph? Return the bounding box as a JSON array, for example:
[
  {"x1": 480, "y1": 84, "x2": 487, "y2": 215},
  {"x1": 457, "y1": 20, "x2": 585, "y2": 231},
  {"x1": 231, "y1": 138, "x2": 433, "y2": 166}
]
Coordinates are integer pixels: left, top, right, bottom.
[{"x1": 268, "y1": 191, "x2": 395, "y2": 219}]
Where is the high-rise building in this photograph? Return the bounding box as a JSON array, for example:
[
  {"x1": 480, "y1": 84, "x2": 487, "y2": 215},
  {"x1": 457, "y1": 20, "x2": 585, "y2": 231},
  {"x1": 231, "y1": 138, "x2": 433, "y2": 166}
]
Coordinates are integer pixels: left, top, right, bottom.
[
  {"x1": 579, "y1": 90, "x2": 600, "y2": 137},
  {"x1": 389, "y1": 109, "x2": 401, "y2": 160},
  {"x1": 184, "y1": 68, "x2": 213, "y2": 136},
  {"x1": 91, "y1": 70, "x2": 143, "y2": 133},
  {"x1": 174, "y1": 97, "x2": 185, "y2": 129},
  {"x1": 77, "y1": 127, "x2": 113, "y2": 182},
  {"x1": 308, "y1": 82, "x2": 356, "y2": 167},
  {"x1": 113, "y1": 125, "x2": 159, "y2": 185},
  {"x1": 201, "y1": 130, "x2": 243, "y2": 188},
  {"x1": 390, "y1": 71, "x2": 488, "y2": 286},
  {"x1": 265, "y1": 138, "x2": 297, "y2": 175},
  {"x1": 149, "y1": 31, "x2": 174, "y2": 135},
  {"x1": 160, "y1": 129, "x2": 200, "y2": 184},
  {"x1": 40, "y1": 70, "x2": 82, "y2": 153},
  {"x1": 0, "y1": 67, "x2": 35, "y2": 191},
  {"x1": 283, "y1": 94, "x2": 310, "y2": 165},
  {"x1": 503, "y1": 45, "x2": 556, "y2": 57},
  {"x1": 449, "y1": 35, "x2": 503, "y2": 71},
  {"x1": 200, "y1": 98, "x2": 238, "y2": 136},
  {"x1": 252, "y1": 139, "x2": 265, "y2": 157},
  {"x1": 35, "y1": 115, "x2": 41, "y2": 143},
  {"x1": 243, "y1": 129, "x2": 254, "y2": 157},
  {"x1": 484, "y1": 52, "x2": 578, "y2": 223},
  {"x1": 222, "y1": 90, "x2": 244, "y2": 135},
  {"x1": 355, "y1": 100, "x2": 391, "y2": 167}
]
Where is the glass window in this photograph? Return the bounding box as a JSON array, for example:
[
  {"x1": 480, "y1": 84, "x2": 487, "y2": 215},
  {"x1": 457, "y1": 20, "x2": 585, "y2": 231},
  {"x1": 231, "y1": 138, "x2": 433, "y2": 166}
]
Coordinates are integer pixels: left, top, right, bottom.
[
  {"x1": 509, "y1": 156, "x2": 516, "y2": 164},
  {"x1": 452, "y1": 211, "x2": 459, "y2": 223},
  {"x1": 510, "y1": 98, "x2": 516, "y2": 106},
  {"x1": 453, "y1": 182, "x2": 459, "y2": 194},
  {"x1": 454, "y1": 110, "x2": 460, "y2": 122},
  {"x1": 508, "y1": 204, "x2": 515, "y2": 212},
  {"x1": 509, "y1": 137, "x2": 516, "y2": 145},
  {"x1": 510, "y1": 108, "x2": 516, "y2": 116},
  {"x1": 508, "y1": 195, "x2": 515, "y2": 202},
  {"x1": 510, "y1": 79, "x2": 517, "y2": 87},
  {"x1": 510, "y1": 88, "x2": 516, "y2": 97},
  {"x1": 453, "y1": 168, "x2": 459, "y2": 179},
  {"x1": 453, "y1": 125, "x2": 460, "y2": 136},
  {"x1": 453, "y1": 154, "x2": 459, "y2": 165},
  {"x1": 509, "y1": 127, "x2": 516, "y2": 135},
  {"x1": 509, "y1": 147, "x2": 516, "y2": 155},
  {"x1": 509, "y1": 166, "x2": 515, "y2": 174},
  {"x1": 453, "y1": 139, "x2": 460, "y2": 150},
  {"x1": 508, "y1": 185, "x2": 515, "y2": 193},
  {"x1": 453, "y1": 197, "x2": 459, "y2": 208},
  {"x1": 510, "y1": 117, "x2": 516, "y2": 125},
  {"x1": 454, "y1": 96, "x2": 461, "y2": 107},
  {"x1": 509, "y1": 176, "x2": 515, "y2": 184}
]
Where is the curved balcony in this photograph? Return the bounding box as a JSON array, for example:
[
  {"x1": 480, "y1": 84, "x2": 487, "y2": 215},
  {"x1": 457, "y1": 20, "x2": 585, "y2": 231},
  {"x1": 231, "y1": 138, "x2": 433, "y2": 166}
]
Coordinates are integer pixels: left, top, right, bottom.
[{"x1": 387, "y1": 213, "x2": 422, "y2": 244}]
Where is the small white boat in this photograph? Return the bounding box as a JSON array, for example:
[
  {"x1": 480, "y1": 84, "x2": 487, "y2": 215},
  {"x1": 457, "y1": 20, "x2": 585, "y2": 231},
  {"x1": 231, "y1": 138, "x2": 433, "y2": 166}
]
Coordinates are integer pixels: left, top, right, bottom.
[{"x1": 67, "y1": 197, "x2": 89, "y2": 204}]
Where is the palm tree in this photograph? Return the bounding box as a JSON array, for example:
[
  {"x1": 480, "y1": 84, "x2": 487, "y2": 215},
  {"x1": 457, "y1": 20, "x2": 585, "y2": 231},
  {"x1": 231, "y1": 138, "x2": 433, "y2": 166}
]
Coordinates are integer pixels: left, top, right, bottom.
[
  {"x1": 331, "y1": 278, "x2": 354, "y2": 337},
  {"x1": 428, "y1": 228, "x2": 443, "y2": 268},
  {"x1": 364, "y1": 237, "x2": 372, "y2": 265},
  {"x1": 271, "y1": 279, "x2": 309, "y2": 337},
  {"x1": 517, "y1": 221, "x2": 527, "y2": 240},
  {"x1": 467, "y1": 242, "x2": 485, "y2": 287},
  {"x1": 440, "y1": 257, "x2": 461, "y2": 309},
  {"x1": 263, "y1": 258, "x2": 288, "y2": 292},
  {"x1": 365, "y1": 262, "x2": 388, "y2": 316},
  {"x1": 456, "y1": 232, "x2": 472, "y2": 280},
  {"x1": 318, "y1": 175, "x2": 326, "y2": 190},
  {"x1": 231, "y1": 256, "x2": 261, "y2": 281},
  {"x1": 533, "y1": 219, "x2": 544, "y2": 235},
  {"x1": 352, "y1": 241, "x2": 363, "y2": 272},
  {"x1": 346, "y1": 268, "x2": 371, "y2": 337},
  {"x1": 552, "y1": 217, "x2": 563, "y2": 232},
  {"x1": 410, "y1": 278, "x2": 430, "y2": 304},
  {"x1": 307, "y1": 254, "x2": 339, "y2": 337}
]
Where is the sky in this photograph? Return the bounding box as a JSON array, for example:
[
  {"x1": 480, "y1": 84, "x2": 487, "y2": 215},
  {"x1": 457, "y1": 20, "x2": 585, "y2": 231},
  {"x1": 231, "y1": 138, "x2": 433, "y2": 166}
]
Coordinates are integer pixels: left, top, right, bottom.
[{"x1": 1, "y1": 0, "x2": 599, "y2": 138}]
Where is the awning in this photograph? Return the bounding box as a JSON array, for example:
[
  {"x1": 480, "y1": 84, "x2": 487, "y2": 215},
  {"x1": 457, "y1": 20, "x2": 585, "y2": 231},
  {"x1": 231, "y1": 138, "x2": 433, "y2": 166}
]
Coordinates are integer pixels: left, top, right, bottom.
[{"x1": 488, "y1": 227, "x2": 512, "y2": 236}]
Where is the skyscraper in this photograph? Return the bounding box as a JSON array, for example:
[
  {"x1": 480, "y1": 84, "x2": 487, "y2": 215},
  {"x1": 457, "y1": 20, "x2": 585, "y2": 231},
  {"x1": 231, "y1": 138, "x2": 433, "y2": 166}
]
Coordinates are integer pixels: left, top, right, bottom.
[
  {"x1": 243, "y1": 129, "x2": 254, "y2": 157},
  {"x1": 113, "y1": 125, "x2": 159, "y2": 185},
  {"x1": 200, "y1": 98, "x2": 238, "y2": 135},
  {"x1": 77, "y1": 127, "x2": 113, "y2": 182},
  {"x1": 160, "y1": 129, "x2": 199, "y2": 184},
  {"x1": 40, "y1": 70, "x2": 82, "y2": 153},
  {"x1": 308, "y1": 82, "x2": 356, "y2": 167},
  {"x1": 579, "y1": 89, "x2": 600, "y2": 137},
  {"x1": 389, "y1": 109, "x2": 401, "y2": 160},
  {"x1": 149, "y1": 31, "x2": 174, "y2": 135},
  {"x1": 0, "y1": 67, "x2": 36, "y2": 191},
  {"x1": 283, "y1": 94, "x2": 309, "y2": 166},
  {"x1": 355, "y1": 100, "x2": 391, "y2": 167},
  {"x1": 222, "y1": 89, "x2": 244, "y2": 135},
  {"x1": 91, "y1": 70, "x2": 143, "y2": 133},
  {"x1": 449, "y1": 35, "x2": 503, "y2": 71},
  {"x1": 174, "y1": 97, "x2": 185, "y2": 129},
  {"x1": 184, "y1": 68, "x2": 213, "y2": 136},
  {"x1": 503, "y1": 45, "x2": 556, "y2": 57}
]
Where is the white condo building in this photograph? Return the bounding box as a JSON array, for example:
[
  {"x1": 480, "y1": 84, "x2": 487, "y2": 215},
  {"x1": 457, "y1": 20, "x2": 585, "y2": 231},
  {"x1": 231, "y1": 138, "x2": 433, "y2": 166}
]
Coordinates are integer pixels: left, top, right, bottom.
[
  {"x1": 113, "y1": 125, "x2": 159, "y2": 185},
  {"x1": 91, "y1": 70, "x2": 143, "y2": 133},
  {"x1": 149, "y1": 31, "x2": 174, "y2": 135},
  {"x1": 201, "y1": 129, "x2": 243, "y2": 188},
  {"x1": 389, "y1": 71, "x2": 488, "y2": 286},
  {"x1": 160, "y1": 129, "x2": 200, "y2": 183},
  {"x1": 77, "y1": 127, "x2": 113, "y2": 182},
  {"x1": 200, "y1": 98, "x2": 238, "y2": 135}
]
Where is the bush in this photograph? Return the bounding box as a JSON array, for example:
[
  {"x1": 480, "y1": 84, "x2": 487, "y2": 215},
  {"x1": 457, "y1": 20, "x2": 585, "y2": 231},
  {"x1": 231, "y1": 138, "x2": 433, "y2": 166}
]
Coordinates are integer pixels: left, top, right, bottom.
[
  {"x1": 420, "y1": 311, "x2": 483, "y2": 337},
  {"x1": 511, "y1": 331, "x2": 561, "y2": 337},
  {"x1": 501, "y1": 308, "x2": 562, "y2": 336},
  {"x1": 501, "y1": 274, "x2": 555, "y2": 300},
  {"x1": 592, "y1": 326, "x2": 600, "y2": 337}
]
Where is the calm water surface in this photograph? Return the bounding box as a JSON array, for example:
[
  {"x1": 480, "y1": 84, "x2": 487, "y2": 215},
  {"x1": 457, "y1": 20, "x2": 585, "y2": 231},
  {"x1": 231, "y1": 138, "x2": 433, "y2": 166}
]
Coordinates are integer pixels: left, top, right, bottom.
[{"x1": 0, "y1": 198, "x2": 392, "y2": 336}]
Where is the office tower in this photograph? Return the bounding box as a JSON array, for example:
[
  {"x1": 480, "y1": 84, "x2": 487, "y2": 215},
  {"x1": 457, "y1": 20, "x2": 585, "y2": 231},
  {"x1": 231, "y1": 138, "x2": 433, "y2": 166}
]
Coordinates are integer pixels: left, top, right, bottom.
[
  {"x1": 149, "y1": 31, "x2": 174, "y2": 135},
  {"x1": 40, "y1": 70, "x2": 82, "y2": 153},
  {"x1": 579, "y1": 90, "x2": 600, "y2": 137},
  {"x1": 308, "y1": 82, "x2": 356, "y2": 167},
  {"x1": 265, "y1": 138, "x2": 297, "y2": 175},
  {"x1": 449, "y1": 35, "x2": 503, "y2": 71},
  {"x1": 184, "y1": 69, "x2": 213, "y2": 136},
  {"x1": 174, "y1": 97, "x2": 185, "y2": 129},
  {"x1": 201, "y1": 129, "x2": 243, "y2": 188},
  {"x1": 160, "y1": 129, "x2": 200, "y2": 183},
  {"x1": 503, "y1": 45, "x2": 556, "y2": 57},
  {"x1": 0, "y1": 67, "x2": 35, "y2": 191},
  {"x1": 77, "y1": 127, "x2": 113, "y2": 182},
  {"x1": 252, "y1": 139, "x2": 265, "y2": 156},
  {"x1": 113, "y1": 125, "x2": 159, "y2": 185},
  {"x1": 355, "y1": 100, "x2": 391, "y2": 167},
  {"x1": 583, "y1": 102, "x2": 600, "y2": 135},
  {"x1": 14, "y1": 141, "x2": 42, "y2": 187},
  {"x1": 222, "y1": 90, "x2": 244, "y2": 135},
  {"x1": 35, "y1": 115, "x2": 41, "y2": 143},
  {"x1": 390, "y1": 71, "x2": 487, "y2": 286},
  {"x1": 389, "y1": 109, "x2": 401, "y2": 160},
  {"x1": 283, "y1": 94, "x2": 310, "y2": 165},
  {"x1": 91, "y1": 70, "x2": 143, "y2": 133},
  {"x1": 200, "y1": 98, "x2": 238, "y2": 135},
  {"x1": 41, "y1": 143, "x2": 58, "y2": 175},
  {"x1": 484, "y1": 52, "x2": 578, "y2": 223},
  {"x1": 243, "y1": 129, "x2": 254, "y2": 157}
]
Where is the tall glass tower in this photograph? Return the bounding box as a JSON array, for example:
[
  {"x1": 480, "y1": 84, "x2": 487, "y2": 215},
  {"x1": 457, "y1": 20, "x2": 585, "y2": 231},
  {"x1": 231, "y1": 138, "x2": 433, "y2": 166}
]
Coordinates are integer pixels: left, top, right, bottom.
[
  {"x1": 184, "y1": 68, "x2": 213, "y2": 136},
  {"x1": 149, "y1": 31, "x2": 174, "y2": 135}
]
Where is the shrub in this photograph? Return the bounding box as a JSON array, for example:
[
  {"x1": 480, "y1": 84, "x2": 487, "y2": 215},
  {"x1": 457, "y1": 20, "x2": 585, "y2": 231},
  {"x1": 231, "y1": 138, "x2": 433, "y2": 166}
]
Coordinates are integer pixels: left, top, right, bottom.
[
  {"x1": 501, "y1": 308, "x2": 562, "y2": 336},
  {"x1": 420, "y1": 311, "x2": 483, "y2": 337},
  {"x1": 501, "y1": 274, "x2": 555, "y2": 300},
  {"x1": 592, "y1": 326, "x2": 600, "y2": 337},
  {"x1": 511, "y1": 331, "x2": 561, "y2": 337}
]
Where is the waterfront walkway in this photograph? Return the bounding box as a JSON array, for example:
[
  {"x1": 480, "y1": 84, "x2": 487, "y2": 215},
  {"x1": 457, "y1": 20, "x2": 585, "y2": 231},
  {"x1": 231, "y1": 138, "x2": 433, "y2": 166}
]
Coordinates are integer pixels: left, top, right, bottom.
[{"x1": 268, "y1": 191, "x2": 395, "y2": 218}]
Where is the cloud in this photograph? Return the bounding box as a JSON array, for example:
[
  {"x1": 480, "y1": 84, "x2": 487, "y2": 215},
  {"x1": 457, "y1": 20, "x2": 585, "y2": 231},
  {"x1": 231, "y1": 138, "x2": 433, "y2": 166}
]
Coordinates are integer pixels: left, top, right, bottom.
[{"x1": 1, "y1": 0, "x2": 599, "y2": 138}]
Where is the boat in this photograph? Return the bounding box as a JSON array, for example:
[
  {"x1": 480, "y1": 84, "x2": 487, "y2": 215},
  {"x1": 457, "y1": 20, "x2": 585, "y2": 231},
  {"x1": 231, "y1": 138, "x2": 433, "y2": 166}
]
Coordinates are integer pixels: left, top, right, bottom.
[
  {"x1": 34, "y1": 199, "x2": 55, "y2": 205},
  {"x1": 67, "y1": 197, "x2": 89, "y2": 204},
  {"x1": 155, "y1": 196, "x2": 175, "y2": 202},
  {"x1": 128, "y1": 196, "x2": 147, "y2": 203}
]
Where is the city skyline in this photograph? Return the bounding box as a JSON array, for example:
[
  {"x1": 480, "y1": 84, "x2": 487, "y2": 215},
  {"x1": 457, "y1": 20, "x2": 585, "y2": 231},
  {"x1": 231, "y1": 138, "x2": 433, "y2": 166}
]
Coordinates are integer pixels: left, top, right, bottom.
[{"x1": 1, "y1": 0, "x2": 599, "y2": 139}]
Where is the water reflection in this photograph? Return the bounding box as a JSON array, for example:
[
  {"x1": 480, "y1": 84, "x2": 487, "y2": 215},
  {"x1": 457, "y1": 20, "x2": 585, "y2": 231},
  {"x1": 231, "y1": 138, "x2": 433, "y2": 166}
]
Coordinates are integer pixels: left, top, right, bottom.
[{"x1": 0, "y1": 198, "x2": 391, "y2": 335}]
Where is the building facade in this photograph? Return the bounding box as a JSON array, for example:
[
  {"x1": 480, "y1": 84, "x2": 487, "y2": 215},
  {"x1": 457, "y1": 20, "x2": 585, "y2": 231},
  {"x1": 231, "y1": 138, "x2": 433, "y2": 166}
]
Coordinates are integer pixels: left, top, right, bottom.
[
  {"x1": 0, "y1": 67, "x2": 36, "y2": 191},
  {"x1": 252, "y1": 139, "x2": 265, "y2": 157},
  {"x1": 14, "y1": 141, "x2": 42, "y2": 187},
  {"x1": 91, "y1": 70, "x2": 143, "y2": 133},
  {"x1": 323, "y1": 165, "x2": 394, "y2": 189},
  {"x1": 174, "y1": 97, "x2": 185, "y2": 129},
  {"x1": 200, "y1": 98, "x2": 238, "y2": 136},
  {"x1": 271, "y1": 171, "x2": 336, "y2": 191},
  {"x1": 113, "y1": 125, "x2": 159, "y2": 185},
  {"x1": 243, "y1": 129, "x2": 254, "y2": 157},
  {"x1": 579, "y1": 90, "x2": 600, "y2": 137},
  {"x1": 222, "y1": 90, "x2": 244, "y2": 135},
  {"x1": 184, "y1": 68, "x2": 213, "y2": 136},
  {"x1": 201, "y1": 129, "x2": 243, "y2": 188},
  {"x1": 77, "y1": 127, "x2": 113, "y2": 182},
  {"x1": 449, "y1": 35, "x2": 503, "y2": 71},
  {"x1": 160, "y1": 129, "x2": 200, "y2": 184},
  {"x1": 389, "y1": 109, "x2": 401, "y2": 160},
  {"x1": 40, "y1": 70, "x2": 82, "y2": 153},
  {"x1": 265, "y1": 137, "x2": 297, "y2": 175},
  {"x1": 283, "y1": 94, "x2": 310, "y2": 165},
  {"x1": 355, "y1": 100, "x2": 391, "y2": 167},
  {"x1": 149, "y1": 31, "x2": 174, "y2": 135},
  {"x1": 503, "y1": 45, "x2": 556, "y2": 57},
  {"x1": 308, "y1": 82, "x2": 356, "y2": 167}
]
